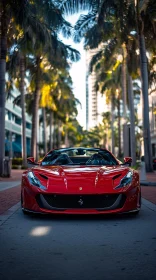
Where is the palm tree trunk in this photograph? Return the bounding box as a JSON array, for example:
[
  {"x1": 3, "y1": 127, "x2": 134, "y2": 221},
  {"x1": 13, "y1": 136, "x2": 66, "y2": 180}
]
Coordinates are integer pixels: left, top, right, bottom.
[
  {"x1": 0, "y1": 4, "x2": 7, "y2": 176},
  {"x1": 42, "y1": 107, "x2": 47, "y2": 154},
  {"x1": 20, "y1": 54, "x2": 27, "y2": 167},
  {"x1": 53, "y1": 115, "x2": 57, "y2": 149},
  {"x1": 58, "y1": 120, "x2": 62, "y2": 148},
  {"x1": 128, "y1": 74, "x2": 136, "y2": 166},
  {"x1": 138, "y1": 34, "x2": 153, "y2": 172},
  {"x1": 121, "y1": 43, "x2": 129, "y2": 158},
  {"x1": 65, "y1": 130, "x2": 69, "y2": 148},
  {"x1": 31, "y1": 56, "x2": 41, "y2": 159},
  {"x1": 121, "y1": 44, "x2": 127, "y2": 119},
  {"x1": 49, "y1": 111, "x2": 53, "y2": 150},
  {"x1": 111, "y1": 93, "x2": 115, "y2": 154},
  {"x1": 117, "y1": 96, "x2": 122, "y2": 158},
  {"x1": 135, "y1": 0, "x2": 153, "y2": 171}
]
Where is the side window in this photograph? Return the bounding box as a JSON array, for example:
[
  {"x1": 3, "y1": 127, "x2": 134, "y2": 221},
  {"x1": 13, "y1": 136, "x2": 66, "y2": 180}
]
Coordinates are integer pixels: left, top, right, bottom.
[
  {"x1": 99, "y1": 151, "x2": 118, "y2": 165},
  {"x1": 41, "y1": 153, "x2": 59, "y2": 166}
]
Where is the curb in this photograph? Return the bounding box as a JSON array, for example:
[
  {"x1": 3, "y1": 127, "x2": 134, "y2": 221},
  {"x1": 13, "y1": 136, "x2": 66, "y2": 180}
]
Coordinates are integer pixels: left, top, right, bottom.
[
  {"x1": 140, "y1": 181, "x2": 156, "y2": 186},
  {"x1": 0, "y1": 202, "x2": 20, "y2": 226},
  {"x1": 0, "y1": 181, "x2": 21, "y2": 191},
  {"x1": 142, "y1": 198, "x2": 156, "y2": 212}
]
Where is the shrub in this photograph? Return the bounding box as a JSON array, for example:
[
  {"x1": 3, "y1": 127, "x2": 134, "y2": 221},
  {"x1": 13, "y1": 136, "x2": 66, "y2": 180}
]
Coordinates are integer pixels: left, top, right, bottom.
[
  {"x1": 12, "y1": 158, "x2": 22, "y2": 165},
  {"x1": 12, "y1": 165, "x2": 20, "y2": 169}
]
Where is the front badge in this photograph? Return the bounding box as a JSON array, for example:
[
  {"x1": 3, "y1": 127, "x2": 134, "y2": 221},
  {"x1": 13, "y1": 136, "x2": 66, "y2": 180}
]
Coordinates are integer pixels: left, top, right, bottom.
[{"x1": 78, "y1": 198, "x2": 84, "y2": 206}]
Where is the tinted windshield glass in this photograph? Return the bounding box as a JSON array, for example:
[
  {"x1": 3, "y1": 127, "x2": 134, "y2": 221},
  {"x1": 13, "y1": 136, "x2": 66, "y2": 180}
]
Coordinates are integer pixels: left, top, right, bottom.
[{"x1": 41, "y1": 148, "x2": 118, "y2": 166}]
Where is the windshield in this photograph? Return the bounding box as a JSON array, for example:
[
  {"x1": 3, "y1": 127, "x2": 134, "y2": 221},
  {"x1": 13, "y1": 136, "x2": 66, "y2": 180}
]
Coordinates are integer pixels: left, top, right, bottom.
[{"x1": 41, "y1": 148, "x2": 118, "y2": 166}]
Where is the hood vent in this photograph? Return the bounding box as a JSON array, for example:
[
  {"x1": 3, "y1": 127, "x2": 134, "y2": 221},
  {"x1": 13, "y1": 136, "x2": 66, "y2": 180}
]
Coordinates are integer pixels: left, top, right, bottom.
[
  {"x1": 39, "y1": 174, "x2": 48, "y2": 180},
  {"x1": 113, "y1": 174, "x2": 121, "y2": 180}
]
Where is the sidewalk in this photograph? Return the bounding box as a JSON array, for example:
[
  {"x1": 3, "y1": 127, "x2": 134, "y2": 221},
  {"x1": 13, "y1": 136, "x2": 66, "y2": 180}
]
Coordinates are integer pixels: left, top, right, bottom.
[
  {"x1": 0, "y1": 169, "x2": 24, "y2": 182},
  {"x1": 140, "y1": 171, "x2": 156, "y2": 204},
  {"x1": 142, "y1": 172, "x2": 156, "y2": 185},
  {"x1": 0, "y1": 169, "x2": 156, "y2": 215},
  {"x1": 0, "y1": 169, "x2": 24, "y2": 214}
]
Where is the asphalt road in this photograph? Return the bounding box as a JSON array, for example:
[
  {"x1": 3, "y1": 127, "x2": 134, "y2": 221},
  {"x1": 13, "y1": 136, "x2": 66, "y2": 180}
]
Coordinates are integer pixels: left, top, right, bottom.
[{"x1": 0, "y1": 200, "x2": 156, "y2": 280}]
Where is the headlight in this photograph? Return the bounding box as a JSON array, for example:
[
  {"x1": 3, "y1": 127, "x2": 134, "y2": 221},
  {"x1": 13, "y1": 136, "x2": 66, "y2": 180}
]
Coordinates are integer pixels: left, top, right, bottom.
[
  {"x1": 27, "y1": 171, "x2": 46, "y2": 190},
  {"x1": 115, "y1": 171, "x2": 133, "y2": 189}
]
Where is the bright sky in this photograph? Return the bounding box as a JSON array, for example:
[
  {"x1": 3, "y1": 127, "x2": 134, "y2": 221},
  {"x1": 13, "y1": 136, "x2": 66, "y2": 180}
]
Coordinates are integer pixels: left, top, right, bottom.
[{"x1": 60, "y1": 14, "x2": 86, "y2": 128}]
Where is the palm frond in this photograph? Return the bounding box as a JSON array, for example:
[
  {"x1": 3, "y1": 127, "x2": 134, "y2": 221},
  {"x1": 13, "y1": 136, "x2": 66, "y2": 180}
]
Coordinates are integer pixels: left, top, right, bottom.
[
  {"x1": 13, "y1": 92, "x2": 32, "y2": 108},
  {"x1": 7, "y1": 50, "x2": 20, "y2": 75},
  {"x1": 36, "y1": 1, "x2": 73, "y2": 38},
  {"x1": 26, "y1": 16, "x2": 51, "y2": 48},
  {"x1": 98, "y1": 0, "x2": 115, "y2": 25},
  {"x1": 56, "y1": 0, "x2": 97, "y2": 14},
  {"x1": 103, "y1": 38, "x2": 118, "y2": 66},
  {"x1": 89, "y1": 49, "x2": 104, "y2": 73},
  {"x1": 61, "y1": 19, "x2": 73, "y2": 38},
  {"x1": 139, "y1": 0, "x2": 150, "y2": 14},
  {"x1": 74, "y1": 13, "x2": 97, "y2": 43},
  {"x1": 6, "y1": 79, "x2": 14, "y2": 100},
  {"x1": 84, "y1": 21, "x2": 114, "y2": 49},
  {"x1": 57, "y1": 40, "x2": 81, "y2": 62},
  {"x1": 13, "y1": 94, "x2": 22, "y2": 107},
  {"x1": 149, "y1": 70, "x2": 156, "y2": 89}
]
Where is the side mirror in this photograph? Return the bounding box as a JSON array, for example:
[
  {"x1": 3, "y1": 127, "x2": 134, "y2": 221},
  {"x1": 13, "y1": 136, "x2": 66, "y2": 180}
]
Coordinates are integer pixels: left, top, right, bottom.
[
  {"x1": 27, "y1": 157, "x2": 39, "y2": 167},
  {"x1": 37, "y1": 159, "x2": 42, "y2": 165},
  {"x1": 124, "y1": 157, "x2": 132, "y2": 165}
]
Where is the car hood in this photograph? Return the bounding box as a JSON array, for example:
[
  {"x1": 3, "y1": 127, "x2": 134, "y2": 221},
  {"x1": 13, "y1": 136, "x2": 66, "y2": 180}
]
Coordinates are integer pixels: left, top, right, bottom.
[{"x1": 31, "y1": 165, "x2": 135, "y2": 194}]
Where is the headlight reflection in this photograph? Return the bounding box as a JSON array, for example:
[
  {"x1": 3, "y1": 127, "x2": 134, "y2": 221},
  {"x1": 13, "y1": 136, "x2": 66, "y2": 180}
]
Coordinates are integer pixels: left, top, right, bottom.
[{"x1": 30, "y1": 226, "x2": 51, "y2": 237}]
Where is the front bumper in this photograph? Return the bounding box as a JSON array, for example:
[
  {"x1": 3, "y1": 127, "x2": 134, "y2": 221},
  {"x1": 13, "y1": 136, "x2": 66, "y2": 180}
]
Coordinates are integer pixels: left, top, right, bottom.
[{"x1": 21, "y1": 184, "x2": 141, "y2": 215}]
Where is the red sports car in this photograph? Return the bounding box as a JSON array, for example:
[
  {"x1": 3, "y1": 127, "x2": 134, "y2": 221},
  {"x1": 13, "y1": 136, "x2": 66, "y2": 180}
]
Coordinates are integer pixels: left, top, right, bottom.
[{"x1": 21, "y1": 147, "x2": 141, "y2": 215}]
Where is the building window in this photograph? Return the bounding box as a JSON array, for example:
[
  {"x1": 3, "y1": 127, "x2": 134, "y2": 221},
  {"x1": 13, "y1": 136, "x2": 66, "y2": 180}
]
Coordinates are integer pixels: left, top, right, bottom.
[
  {"x1": 26, "y1": 122, "x2": 32, "y2": 130},
  {"x1": 15, "y1": 116, "x2": 21, "y2": 125},
  {"x1": 5, "y1": 109, "x2": 8, "y2": 120}
]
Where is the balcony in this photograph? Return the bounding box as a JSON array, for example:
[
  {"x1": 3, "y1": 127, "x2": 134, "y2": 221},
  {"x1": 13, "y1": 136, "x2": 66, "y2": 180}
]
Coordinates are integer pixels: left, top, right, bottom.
[{"x1": 5, "y1": 121, "x2": 31, "y2": 138}]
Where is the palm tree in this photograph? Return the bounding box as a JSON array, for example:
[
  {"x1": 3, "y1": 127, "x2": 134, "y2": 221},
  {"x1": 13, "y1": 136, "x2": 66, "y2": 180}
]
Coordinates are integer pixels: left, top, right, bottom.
[
  {"x1": 0, "y1": 0, "x2": 52, "y2": 174},
  {"x1": 73, "y1": 4, "x2": 133, "y2": 158},
  {"x1": 128, "y1": 74, "x2": 136, "y2": 166},
  {"x1": 7, "y1": 48, "x2": 28, "y2": 167},
  {"x1": 55, "y1": 92, "x2": 81, "y2": 147},
  {"x1": 22, "y1": 1, "x2": 80, "y2": 159},
  {"x1": 96, "y1": 65, "x2": 122, "y2": 154},
  {"x1": 0, "y1": 0, "x2": 80, "y2": 173},
  {"x1": 134, "y1": 0, "x2": 156, "y2": 171},
  {"x1": 60, "y1": 0, "x2": 156, "y2": 171}
]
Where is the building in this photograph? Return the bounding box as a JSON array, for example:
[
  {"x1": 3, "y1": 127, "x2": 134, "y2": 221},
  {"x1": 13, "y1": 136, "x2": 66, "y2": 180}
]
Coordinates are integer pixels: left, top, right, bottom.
[
  {"x1": 86, "y1": 48, "x2": 108, "y2": 130},
  {"x1": 5, "y1": 91, "x2": 32, "y2": 158}
]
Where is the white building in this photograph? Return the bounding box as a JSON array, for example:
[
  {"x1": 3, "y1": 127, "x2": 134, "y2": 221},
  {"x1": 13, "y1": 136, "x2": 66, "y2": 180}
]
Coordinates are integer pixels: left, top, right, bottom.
[{"x1": 86, "y1": 49, "x2": 109, "y2": 130}]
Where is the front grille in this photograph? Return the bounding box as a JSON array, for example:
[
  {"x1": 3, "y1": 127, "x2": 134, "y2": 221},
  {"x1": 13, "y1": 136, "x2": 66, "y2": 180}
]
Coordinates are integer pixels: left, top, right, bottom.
[{"x1": 36, "y1": 194, "x2": 126, "y2": 211}]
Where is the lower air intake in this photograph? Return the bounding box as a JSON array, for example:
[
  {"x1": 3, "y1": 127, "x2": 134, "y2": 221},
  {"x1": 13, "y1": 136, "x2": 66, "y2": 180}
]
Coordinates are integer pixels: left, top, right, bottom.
[{"x1": 36, "y1": 194, "x2": 126, "y2": 211}]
